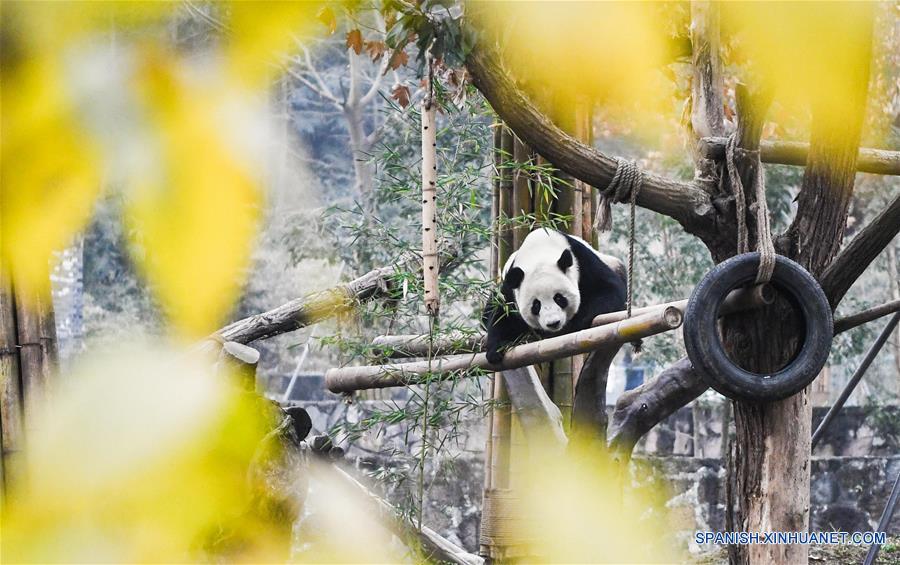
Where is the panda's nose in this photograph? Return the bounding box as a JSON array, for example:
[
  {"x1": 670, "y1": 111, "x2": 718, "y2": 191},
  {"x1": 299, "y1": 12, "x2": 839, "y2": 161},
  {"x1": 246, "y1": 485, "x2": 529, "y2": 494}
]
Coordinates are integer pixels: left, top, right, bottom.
[{"x1": 547, "y1": 320, "x2": 561, "y2": 330}]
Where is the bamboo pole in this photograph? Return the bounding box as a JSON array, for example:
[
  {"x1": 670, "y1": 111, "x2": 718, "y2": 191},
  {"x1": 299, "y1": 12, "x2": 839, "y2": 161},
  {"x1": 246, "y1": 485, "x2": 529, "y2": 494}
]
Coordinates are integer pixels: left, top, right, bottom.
[
  {"x1": 0, "y1": 265, "x2": 23, "y2": 493},
  {"x1": 699, "y1": 137, "x2": 900, "y2": 176},
  {"x1": 482, "y1": 125, "x2": 517, "y2": 559},
  {"x1": 512, "y1": 137, "x2": 531, "y2": 249},
  {"x1": 372, "y1": 284, "x2": 774, "y2": 359},
  {"x1": 325, "y1": 307, "x2": 683, "y2": 393},
  {"x1": 13, "y1": 283, "x2": 46, "y2": 423},
  {"x1": 421, "y1": 93, "x2": 440, "y2": 316}
]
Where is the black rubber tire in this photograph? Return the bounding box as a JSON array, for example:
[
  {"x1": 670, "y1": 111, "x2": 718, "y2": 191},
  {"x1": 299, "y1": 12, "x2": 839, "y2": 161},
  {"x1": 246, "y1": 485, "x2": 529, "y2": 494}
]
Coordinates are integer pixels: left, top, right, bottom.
[{"x1": 684, "y1": 252, "x2": 833, "y2": 402}]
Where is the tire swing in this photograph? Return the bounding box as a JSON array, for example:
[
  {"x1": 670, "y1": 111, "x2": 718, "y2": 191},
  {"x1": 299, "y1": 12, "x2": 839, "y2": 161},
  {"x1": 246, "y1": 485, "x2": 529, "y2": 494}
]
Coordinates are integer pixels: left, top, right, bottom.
[{"x1": 683, "y1": 137, "x2": 833, "y2": 402}]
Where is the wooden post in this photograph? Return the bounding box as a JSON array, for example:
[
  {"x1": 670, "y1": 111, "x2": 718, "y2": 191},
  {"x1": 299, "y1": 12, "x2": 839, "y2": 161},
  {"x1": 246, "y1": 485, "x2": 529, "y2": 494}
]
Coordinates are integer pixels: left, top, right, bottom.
[
  {"x1": 0, "y1": 264, "x2": 23, "y2": 494},
  {"x1": 13, "y1": 283, "x2": 47, "y2": 425},
  {"x1": 482, "y1": 125, "x2": 518, "y2": 560}
]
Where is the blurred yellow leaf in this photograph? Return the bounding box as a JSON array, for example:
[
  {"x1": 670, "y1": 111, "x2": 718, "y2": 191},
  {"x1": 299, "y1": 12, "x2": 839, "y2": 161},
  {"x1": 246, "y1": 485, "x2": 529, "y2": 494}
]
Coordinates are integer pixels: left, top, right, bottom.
[
  {"x1": 125, "y1": 53, "x2": 261, "y2": 338},
  {"x1": 1, "y1": 57, "x2": 101, "y2": 296},
  {"x1": 228, "y1": 1, "x2": 321, "y2": 85},
  {"x1": 476, "y1": 2, "x2": 673, "y2": 137},
  {"x1": 517, "y1": 442, "x2": 682, "y2": 563},
  {"x1": 1, "y1": 344, "x2": 287, "y2": 563},
  {"x1": 722, "y1": 2, "x2": 876, "y2": 134}
]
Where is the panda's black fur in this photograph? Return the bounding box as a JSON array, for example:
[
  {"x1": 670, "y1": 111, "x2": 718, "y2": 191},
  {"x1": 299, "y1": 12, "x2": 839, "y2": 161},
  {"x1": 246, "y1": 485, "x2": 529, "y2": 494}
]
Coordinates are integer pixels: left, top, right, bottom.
[{"x1": 482, "y1": 229, "x2": 626, "y2": 365}]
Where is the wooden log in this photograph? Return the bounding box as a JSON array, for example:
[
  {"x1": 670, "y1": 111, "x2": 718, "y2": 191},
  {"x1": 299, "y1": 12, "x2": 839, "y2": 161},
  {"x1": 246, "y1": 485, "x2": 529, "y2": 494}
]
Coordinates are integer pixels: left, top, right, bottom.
[
  {"x1": 13, "y1": 284, "x2": 46, "y2": 420},
  {"x1": 0, "y1": 265, "x2": 23, "y2": 492},
  {"x1": 606, "y1": 297, "x2": 900, "y2": 461},
  {"x1": 328, "y1": 463, "x2": 484, "y2": 565},
  {"x1": 502, "y1": 366, "x2": 567, "y2": 449},
  {"x1": 421, "y1": 95, "x2": 440, "y2": 316},
  {"x1": 326, "y1": 307, "x2": 683, "y2": 393},
  {"x1": 591, "y1": 282, "x2": 774, "y2": 326},
  {"x1": 372, "y1": 284, "x2": 774, "y2": 359},
  {"x1": 699, "y1": 136, "x2": 900, "y2": 176},
  {"x1": 216, "y1": 341, "x2": 260, "y2": 391}
]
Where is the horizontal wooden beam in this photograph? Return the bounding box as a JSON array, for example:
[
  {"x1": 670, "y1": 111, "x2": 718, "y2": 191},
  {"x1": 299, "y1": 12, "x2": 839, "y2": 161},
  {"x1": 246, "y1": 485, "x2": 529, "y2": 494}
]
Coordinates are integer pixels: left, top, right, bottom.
[
  {"x1": 700, "y1": 137, "x2": 900, "y2": 176},
  {"x1": 326, "y1": 307, "x2": 683, "y2": 393},
  {"x1": 372, "y1": 284, "x2": 773, "y2": 359}
]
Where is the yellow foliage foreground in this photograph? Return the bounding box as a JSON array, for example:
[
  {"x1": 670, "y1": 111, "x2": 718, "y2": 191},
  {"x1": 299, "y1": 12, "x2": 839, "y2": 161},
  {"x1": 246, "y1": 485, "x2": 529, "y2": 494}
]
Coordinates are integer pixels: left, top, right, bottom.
[
  {"x1": 0, "y1": 344, "x2": 290, "y2": 562},
  {"x1": 0, "y1": 1, "x2": 320, "y2": 337}
]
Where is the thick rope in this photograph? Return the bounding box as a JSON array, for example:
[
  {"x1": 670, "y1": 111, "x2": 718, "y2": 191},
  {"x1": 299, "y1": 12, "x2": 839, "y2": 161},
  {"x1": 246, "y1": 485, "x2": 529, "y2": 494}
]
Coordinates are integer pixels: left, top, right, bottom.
[
  {"x1": 594, "y1": 157, "x2": 643, "y2": 233},
  {"x1": 724, "y1": 134, "x2": 775, "y2": 282},
  {"x1": 594, "y1": 157, "x2": 643, "y2": 352}
]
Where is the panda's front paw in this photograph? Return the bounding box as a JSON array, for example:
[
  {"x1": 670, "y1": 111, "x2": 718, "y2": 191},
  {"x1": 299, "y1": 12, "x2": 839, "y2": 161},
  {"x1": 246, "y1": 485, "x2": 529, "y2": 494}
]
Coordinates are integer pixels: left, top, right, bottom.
[{"x1": 486, "y1": 349, "x2": 505, "y2": 366}]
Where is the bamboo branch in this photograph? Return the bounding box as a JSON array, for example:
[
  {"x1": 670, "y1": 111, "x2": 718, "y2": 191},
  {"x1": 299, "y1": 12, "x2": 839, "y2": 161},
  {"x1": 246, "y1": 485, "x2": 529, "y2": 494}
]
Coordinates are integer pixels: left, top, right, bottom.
[
  {"x1": 821, "y1": 191, "x2": 900, "y2": 307},
  {"x1": 700, "y1": 137, "x2": 900, "y2": 176},
  {"x1": 326, "y1": 307, "x2": 683, "y2": 393},
  {"x1": 464, "y1": 42, "x2": 717, "y2": 238}
]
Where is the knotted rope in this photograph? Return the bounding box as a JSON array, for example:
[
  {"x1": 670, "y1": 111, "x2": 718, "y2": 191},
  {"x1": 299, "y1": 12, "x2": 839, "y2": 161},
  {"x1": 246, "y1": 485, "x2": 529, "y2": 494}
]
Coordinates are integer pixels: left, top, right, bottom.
[
  {"x1": 724, "y1": 134, "x2": 775, "y2": 282},
  {"x1": 595, "y1": 157, "x2": 644, "y2": 352}
]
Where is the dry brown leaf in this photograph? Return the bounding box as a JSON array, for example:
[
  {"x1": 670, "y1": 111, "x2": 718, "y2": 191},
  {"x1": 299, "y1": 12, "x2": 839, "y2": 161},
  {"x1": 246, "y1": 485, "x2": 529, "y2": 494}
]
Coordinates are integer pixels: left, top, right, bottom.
[
  {"x1": 388, "y1": 49, "x2": 408, "y2": 70},
  {"x1": 364, "y1": 40, "x2": 386, "y2": 62},
  {"x1": 390, "y1": 83, "x2": 411, "y2": 108},
  {"x1": 346, "y1": 29, "x2": 363, "y2": 55}
]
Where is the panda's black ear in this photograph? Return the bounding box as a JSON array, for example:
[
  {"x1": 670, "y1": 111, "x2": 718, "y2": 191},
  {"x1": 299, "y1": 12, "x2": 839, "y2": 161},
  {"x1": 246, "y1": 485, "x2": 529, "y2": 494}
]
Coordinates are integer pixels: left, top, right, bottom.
[
  {"x1": 506, "y1": 267, "x2": 524, "y2": 289},
  {"x1": 557, "y1": 249, "x2": 573, "y2": 272}
]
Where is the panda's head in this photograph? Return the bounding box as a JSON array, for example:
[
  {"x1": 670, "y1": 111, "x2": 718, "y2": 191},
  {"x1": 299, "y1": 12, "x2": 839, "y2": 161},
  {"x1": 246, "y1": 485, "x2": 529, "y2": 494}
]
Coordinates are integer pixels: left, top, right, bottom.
[{"x1": 506, "y1": 248, "x2": 580, "y2": 334}]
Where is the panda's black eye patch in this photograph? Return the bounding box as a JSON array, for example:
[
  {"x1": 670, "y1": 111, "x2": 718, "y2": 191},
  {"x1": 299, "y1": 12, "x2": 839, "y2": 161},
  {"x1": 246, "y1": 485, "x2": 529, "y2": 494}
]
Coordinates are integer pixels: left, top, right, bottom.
[
  {"x1": 531, "y1": 299, "x2": 541, "y2": 315},
  {"x1": 554, "y1": 293, "x2": 568, "y2": 308}
]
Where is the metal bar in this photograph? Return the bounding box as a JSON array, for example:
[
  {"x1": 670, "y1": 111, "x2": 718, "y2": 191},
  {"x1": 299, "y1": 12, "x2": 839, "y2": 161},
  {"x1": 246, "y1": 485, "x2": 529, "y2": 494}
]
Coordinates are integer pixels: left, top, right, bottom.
[
  {"x1": 863, "y1": 469, "x2": 900, "y2": 565},
  {"x1": 811, "y1": 312, "x2": 900, "y2": 448}
]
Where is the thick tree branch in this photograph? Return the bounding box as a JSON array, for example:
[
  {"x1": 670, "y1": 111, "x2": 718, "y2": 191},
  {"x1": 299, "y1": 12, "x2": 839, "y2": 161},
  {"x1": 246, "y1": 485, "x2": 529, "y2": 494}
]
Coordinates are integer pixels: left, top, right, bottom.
[
  {"x1": 464, "y1": 44, "x2": 717, "y2": 238},
  {"x1": 607, "y1": 357, "x2": 705, "y2": 458},
  {"x1": 821, "y1": 190, "x2": 900, "y2": 306},
  {"x1": 606, "y1": 300, "x2": 897, "y2": 460}
]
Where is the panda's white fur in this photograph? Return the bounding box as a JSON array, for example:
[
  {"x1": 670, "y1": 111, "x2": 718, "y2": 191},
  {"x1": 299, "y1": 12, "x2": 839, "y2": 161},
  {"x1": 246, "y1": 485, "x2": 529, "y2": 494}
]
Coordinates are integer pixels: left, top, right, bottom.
[{"x1": 501, "y1": 229, "x2": 623, "y2": 333}]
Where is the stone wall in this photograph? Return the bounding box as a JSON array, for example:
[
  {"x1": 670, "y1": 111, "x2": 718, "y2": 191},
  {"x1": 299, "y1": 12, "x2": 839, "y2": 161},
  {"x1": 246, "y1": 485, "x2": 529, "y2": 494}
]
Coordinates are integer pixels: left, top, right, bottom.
[{"x1": 289, "y1": 395, "x2": 900, "y2": 554}]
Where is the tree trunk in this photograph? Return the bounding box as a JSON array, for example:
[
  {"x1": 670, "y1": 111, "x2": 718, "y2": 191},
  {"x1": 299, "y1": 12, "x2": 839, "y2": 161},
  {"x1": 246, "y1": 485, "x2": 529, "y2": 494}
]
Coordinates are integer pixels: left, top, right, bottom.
[{"x1": 725, "y1": 9, "x2": 873, "y2": 564}]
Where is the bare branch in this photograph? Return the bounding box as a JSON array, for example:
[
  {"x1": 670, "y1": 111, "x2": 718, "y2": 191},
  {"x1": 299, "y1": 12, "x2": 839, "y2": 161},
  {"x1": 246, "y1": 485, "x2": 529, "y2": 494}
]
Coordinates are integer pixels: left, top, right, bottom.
[
  {"x1": 821, "y1": 190, "x2": 900, "y2": 306},
  {"x1": 359, "y1": 56, "x2": 392, "y2": 107},
  {"x1": 284, "y1": 66, "x2": 343, "y2": 110}
]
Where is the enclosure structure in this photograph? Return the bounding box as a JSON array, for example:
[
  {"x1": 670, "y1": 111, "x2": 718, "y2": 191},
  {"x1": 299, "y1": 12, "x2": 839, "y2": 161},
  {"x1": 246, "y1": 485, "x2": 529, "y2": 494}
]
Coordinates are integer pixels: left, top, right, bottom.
[{"x1": 2, "y1": 3, "x2": 900, "y2": 565}]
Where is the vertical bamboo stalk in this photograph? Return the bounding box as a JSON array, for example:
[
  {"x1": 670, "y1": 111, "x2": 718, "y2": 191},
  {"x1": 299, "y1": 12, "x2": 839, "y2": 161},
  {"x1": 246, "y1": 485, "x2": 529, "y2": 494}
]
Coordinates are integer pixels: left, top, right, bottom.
[
  {"x1": 575, "y1": 101, "x2": 597, "y2": 247},
  {"x1": 13, "y1": 282, "x2": 46, "y2": 425},
  {"x1": 498, "y1": 128, "x2": 514, "y2": 270},
  {"x1": 0, "y1": 264, "x2": 23, "y2": 494},
  {"x1": 421, "y1": 97, "x2": 440, "y2": 316},
  {"x1": 481, "y1": 125, "x2": 517, "y2": 560},
  {"x1": 512, "y1": 137, "x2": 531, "y2": 249}
]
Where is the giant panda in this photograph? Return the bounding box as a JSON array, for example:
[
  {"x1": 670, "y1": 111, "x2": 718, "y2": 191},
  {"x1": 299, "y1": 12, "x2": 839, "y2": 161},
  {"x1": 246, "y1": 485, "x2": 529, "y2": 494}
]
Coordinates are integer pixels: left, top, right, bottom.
[{"x1": 483, "y1": 228, "x2": 627, "y2": 364}]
